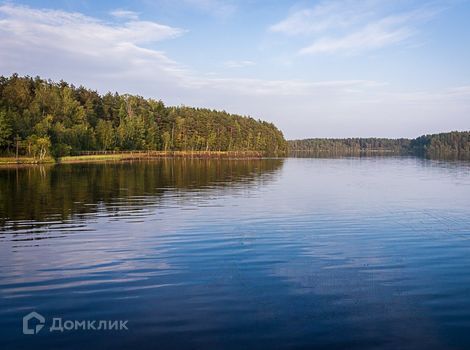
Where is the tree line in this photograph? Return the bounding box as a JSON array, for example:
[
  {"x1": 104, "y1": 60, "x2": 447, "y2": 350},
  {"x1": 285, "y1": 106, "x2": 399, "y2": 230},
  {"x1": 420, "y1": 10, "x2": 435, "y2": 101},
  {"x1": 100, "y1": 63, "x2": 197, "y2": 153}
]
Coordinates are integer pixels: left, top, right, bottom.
[
  {"x1": 409, "y1": 132, "x2": 470, "y2": 158},
  {"x1": 288, "y1": 138, "x2": 411, "y2": 153},
  {"x1": 0, "y1": 74, "x2": 288, "y2": 158},
  {"x1": 289, "y1": 132, "x2": 470, "y2": 159}
]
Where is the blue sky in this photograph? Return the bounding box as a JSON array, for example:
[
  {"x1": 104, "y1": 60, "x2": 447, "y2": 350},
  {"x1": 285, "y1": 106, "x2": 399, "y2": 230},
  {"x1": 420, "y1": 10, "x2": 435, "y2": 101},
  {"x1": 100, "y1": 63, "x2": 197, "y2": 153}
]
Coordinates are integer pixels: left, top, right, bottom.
[{"x1": 0, "y1": 0, "x2": 469, "y2": 138}]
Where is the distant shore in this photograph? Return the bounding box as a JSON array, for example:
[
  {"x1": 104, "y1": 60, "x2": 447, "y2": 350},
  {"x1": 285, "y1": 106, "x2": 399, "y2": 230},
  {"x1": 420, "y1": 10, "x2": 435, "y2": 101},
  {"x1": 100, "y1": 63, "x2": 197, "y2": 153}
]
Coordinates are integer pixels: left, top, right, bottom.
[{"x1": 0, "y1": 150, "x2": 266, "y2": 166}]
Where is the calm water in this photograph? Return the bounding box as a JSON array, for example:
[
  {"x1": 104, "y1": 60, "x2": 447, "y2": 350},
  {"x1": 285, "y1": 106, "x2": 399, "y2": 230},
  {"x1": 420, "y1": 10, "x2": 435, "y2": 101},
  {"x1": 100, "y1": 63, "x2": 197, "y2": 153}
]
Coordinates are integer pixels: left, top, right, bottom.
[{"x1": 1, "y1": 158, "x2": 470, "y2": 350}]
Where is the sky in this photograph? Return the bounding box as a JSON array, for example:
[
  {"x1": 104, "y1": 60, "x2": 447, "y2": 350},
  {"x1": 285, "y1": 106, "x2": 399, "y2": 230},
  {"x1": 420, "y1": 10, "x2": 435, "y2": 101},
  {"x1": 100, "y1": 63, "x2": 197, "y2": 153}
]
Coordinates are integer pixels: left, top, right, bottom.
[{"x1": 0, "y1": 0, "x2": 469, "y2": 139}]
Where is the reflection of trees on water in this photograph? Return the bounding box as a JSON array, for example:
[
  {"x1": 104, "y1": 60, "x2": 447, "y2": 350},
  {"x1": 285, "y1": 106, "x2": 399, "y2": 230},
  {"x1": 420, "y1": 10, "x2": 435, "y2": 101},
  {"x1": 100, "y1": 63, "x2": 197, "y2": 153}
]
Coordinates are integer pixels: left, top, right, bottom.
[
  {"x1": 0, "y1": 159, "x2": 284, "y2": 229},
  {"x1": 290, "y1": 150, "x2": 470, "y2": 160},
  {"x1": 289, "y1": 150, "x2": 404, "y2": 158}
]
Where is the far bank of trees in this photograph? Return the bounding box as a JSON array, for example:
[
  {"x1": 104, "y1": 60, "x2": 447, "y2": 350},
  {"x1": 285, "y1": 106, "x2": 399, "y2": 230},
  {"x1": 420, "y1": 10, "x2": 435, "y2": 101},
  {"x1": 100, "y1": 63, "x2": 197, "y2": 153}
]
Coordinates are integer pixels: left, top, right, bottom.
[
  {"x1": 0, "y1": 74, "x2": 288, "y2": 158},
  {"x1": 289, "y1": 132, "x2": 470, "y2": 159},
  {"x1": 288, "y1": 138, "x2": 411, "y2": 154},
  {"x1": 410, "y1": 132, "x2": 470, "y2": 158}
]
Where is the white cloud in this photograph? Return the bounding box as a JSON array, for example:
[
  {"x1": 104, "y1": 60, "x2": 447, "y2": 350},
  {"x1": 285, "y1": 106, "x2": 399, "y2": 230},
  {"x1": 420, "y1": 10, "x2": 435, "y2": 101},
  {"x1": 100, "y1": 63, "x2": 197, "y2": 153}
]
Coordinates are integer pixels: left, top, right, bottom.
[
  {"x1": 270, "y1": 0, "x2": 441, "y2": 55},
  {"x1": 0, "y1": 4, "x2": 185, "y2": 45},
  {"x1": 270, "y1": 0, "x2": 378, "y2": 36},
  {"x1": 202, "y1": 78, "x2": 384, "y2": 96},
  {"x1": 0, "y1": 4, "x2": 188, "y2": 87},
  {"x1": 299, "y1": 14, "x2": 414, "y2": 55},
  {"x1": 223, "y1": 60, "x2": 256, "y2": 68},
  {"x1": 110, "y1": 9, "x2": 139, "y2": 20}
]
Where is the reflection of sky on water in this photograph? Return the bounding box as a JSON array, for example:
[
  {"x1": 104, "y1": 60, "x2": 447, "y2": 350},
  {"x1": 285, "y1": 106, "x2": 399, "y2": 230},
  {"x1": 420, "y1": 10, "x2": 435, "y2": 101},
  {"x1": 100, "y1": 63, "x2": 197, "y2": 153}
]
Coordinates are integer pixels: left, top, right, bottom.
[{"x1": 0, "y1": 157, "x2": 470, "y2": 349}]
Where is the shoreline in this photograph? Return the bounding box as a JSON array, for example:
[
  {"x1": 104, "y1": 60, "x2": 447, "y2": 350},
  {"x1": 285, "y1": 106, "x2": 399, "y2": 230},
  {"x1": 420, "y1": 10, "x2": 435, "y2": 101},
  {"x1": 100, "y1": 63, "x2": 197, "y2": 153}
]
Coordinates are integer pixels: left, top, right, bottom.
[{"x1": 0, "y1": 151, "x2": 267, "y2": 166}]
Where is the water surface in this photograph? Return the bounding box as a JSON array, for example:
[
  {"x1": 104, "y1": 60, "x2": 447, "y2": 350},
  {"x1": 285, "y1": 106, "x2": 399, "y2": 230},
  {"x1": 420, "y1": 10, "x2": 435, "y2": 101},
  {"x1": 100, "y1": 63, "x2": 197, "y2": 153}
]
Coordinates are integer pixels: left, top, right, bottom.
[{"x1": 1, "y1": 157, "x2": 470, "y2": 349}]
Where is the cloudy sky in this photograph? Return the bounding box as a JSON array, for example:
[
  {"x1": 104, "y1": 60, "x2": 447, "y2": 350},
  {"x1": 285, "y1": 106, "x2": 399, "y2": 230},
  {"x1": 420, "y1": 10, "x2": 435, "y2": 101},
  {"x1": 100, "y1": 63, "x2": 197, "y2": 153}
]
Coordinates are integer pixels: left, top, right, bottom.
[{"x1": 0, "y1": 0, "x2": 469, "y2": 139}]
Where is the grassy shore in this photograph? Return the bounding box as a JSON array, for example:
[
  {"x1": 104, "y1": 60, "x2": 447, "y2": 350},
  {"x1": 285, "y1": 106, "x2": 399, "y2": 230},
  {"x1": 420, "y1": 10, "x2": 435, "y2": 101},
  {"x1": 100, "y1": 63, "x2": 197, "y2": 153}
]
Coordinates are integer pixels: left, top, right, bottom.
[
  {"x1": 59, "y1": 154, "x2": 128, "y2": 163},
  {"x1": 0, "y1": 156, "x2": 55, "y2": 165},
  {"x1": 0, "y1": 151, "x2": 266, "y2": 166}
]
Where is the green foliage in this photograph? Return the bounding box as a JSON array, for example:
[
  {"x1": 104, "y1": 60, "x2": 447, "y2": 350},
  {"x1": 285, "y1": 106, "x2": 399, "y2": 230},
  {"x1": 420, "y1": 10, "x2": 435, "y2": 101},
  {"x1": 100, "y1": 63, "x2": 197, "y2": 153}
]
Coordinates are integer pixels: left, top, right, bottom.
[
  {"x1": 162, "y1": 131, "x2": 171, "y2": 151},
  {"x1": 26, "y1": 135, "x2": 51, "y2": 160},
  {"x1": 96, "y1": 120, "x2": 115, "y2": 150},
  {"x1": 0, "y1": 109, "x2": 12, "y2": 148},
  {"x1": 0, "y1": 75, "x2": 287, "y2": 156}
]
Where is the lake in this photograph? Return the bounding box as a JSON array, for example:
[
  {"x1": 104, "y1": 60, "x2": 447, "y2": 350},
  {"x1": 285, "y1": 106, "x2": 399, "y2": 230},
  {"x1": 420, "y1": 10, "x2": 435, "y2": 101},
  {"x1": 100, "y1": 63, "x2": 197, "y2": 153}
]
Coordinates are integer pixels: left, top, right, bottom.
[{"x1": 1, "y1": 157, "x2": 470, "y2": 349}]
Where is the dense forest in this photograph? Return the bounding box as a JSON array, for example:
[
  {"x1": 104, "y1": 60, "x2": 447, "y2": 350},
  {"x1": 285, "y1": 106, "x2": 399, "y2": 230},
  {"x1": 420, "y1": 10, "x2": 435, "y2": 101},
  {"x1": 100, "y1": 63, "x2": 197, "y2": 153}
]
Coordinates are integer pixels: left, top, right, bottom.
[
  {"x1": 0, "y1": 74, "x2": 287, "y2": 158},
  {"x1": 289, "y1": 132, "x2": 470, "y2": 159}
]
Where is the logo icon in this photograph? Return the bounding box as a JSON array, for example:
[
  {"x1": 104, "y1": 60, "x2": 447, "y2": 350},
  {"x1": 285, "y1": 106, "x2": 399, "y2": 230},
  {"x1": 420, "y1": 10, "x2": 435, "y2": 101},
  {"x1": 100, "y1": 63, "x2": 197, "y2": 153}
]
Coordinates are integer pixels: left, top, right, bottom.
[{"x1": 23, "y1": 311, "x2": 45, "y2": 335}]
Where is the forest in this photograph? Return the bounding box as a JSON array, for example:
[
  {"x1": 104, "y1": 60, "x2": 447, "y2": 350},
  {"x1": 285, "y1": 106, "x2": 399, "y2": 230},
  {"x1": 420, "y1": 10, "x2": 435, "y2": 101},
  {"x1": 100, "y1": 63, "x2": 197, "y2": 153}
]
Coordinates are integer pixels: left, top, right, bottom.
[
  {"x1": 289, "y1": 132, "x2": 470, "y2": 159},
  {"x1": 0, "y1": 74, "x2": 288, "y2": 159}
]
